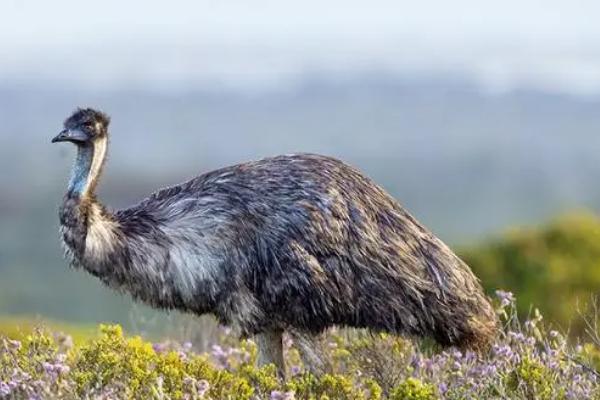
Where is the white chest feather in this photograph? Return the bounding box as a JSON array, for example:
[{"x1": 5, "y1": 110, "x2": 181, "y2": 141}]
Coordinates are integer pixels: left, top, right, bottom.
[{"x1": 84, "y1": 203, "x2": 119, "y2": 262}]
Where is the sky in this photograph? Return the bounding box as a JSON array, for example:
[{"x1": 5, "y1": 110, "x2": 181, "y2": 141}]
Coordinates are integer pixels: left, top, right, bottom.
[{"x1": 2, "y1": 0, "x2": 600, "y2": 94}]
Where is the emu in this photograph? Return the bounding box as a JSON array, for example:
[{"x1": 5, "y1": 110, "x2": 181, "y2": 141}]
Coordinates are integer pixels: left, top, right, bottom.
[{"x1": 53, "y1": 108, "x2": 497, "y2": 378}]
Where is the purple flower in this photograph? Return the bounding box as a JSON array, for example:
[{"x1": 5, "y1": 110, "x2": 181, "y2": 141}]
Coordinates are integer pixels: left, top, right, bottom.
[
  {"x1": 508, "y1": 331, "x2": 525, "y2": 342},
  {"x1": 0, "y1": 382, "x2": 11, "y2": 397},
  {"x1": 211, "y1": 344, "x2": 225, "y2": 357},
  {"x1": 41, "y1": 361, "x2": 71, "y2": 377},
  {"x1": 290, "y1": 365, "x2": 302, "y2": 376},
  {"x1": 493, "y1": 344, "x2": 513, "y2": 358},
  {"x1": 152, "y1": 342, "x2": 167, "y2": 353},
  {"x1": 42, "y1": 362, "x2": 55, "y2": 374},
  {"x1": 495, "y1": 290, "x2": 514, "y2": 307},
  {"x1": 183, "y1": 376, "x2": 195, "y2": 386},
  {"x1": 464, "y1": 351, "x2": 476, "y2": 362},
  {"x1": 547, "y1": 360, "x2": 559, "y2": 370},
  {"x1": 6, "y1": 339, "x2": 21, "y2": 351},
  {"x1": 438, "y1": 382, "x2": 448, "y2": 394},
  {"x1": 211, "y1": 344, "x2": 230, "y2": 368},
  {"x1": 270, "y1": 390, "x2": 295, "y2": 400},
  {"x1": 197, "y1": 380, "x2": 210, "y2": 397}
]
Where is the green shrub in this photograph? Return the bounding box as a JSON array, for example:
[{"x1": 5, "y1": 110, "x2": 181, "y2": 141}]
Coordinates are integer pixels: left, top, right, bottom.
[
  {"x1": 461, "y1": 212, "x2": 600, "y2": 335},
  {"x1": 71, "y1": 324, "x2": 254, "y2": 399},
  {"x1": 389, "y1": 378, "x2": 437, "y2": 400},
  {"x1": 506, "y1": 356, "x2": 553, "y2": 400}
]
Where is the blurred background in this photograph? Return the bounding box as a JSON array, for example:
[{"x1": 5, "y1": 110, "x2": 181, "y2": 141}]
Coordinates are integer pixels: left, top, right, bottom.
[{"x1": 1, "y1": 0, "x2": 600, "y2": 338}]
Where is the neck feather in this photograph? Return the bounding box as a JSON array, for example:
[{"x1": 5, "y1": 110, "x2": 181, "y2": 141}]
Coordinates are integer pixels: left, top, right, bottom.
[{"x1": 68, "y1": 137, "x2": 108, "y2": 197}]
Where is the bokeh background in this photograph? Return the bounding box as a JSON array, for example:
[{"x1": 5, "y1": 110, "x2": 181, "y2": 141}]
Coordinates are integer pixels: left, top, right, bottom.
[{"x1": 1, "y1": 0, "x2": 600, "y2": 338}]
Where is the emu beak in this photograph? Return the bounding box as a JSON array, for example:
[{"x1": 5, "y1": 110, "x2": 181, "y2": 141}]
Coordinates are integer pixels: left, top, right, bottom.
[{"x1": 51, "y1": 129, "x2": 88, "y2": 143}]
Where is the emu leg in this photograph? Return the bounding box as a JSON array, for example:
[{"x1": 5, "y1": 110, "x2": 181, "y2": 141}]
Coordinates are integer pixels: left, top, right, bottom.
[
  {"x1": 291, "y1": 331, "x2": 327, "y2": 375},
  {"x1": 255, "y1": 330, "x2": 285, "y2": 379}
]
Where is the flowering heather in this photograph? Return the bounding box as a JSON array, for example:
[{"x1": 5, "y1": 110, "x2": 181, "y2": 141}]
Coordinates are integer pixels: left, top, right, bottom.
[{"x1": 1, "y1": 292, "x2": 599, "y2": 399}]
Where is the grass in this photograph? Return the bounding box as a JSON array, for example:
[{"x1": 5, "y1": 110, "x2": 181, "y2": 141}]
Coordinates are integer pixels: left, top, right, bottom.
[{"x1": 0, "y1": 315, "x2": 96, "y2": 344}]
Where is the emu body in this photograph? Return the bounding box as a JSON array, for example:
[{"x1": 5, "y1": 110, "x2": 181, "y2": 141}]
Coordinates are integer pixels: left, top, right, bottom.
[{"x1": 54, "y1": 108, "x2": 497, "y2": 377}]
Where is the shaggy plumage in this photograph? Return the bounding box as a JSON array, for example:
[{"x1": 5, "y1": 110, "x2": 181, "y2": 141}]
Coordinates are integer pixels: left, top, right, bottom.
[{"x1": 54, "y1": 108, "x2": 497, "y2": 377}]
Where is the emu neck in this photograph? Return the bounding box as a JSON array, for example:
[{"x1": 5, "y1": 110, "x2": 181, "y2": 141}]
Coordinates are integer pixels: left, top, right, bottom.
[{"x1": 68, "y1": 137, "x2": 107, "y2": 198}]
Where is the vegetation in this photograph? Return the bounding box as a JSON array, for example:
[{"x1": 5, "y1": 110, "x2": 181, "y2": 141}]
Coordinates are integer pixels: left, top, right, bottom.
[
  {"x1": 462, "y1": 212, "x2": 600, "y2": 335},
  {"x1": 2, "y1": 294, "x2": 600, "y2": 399}
]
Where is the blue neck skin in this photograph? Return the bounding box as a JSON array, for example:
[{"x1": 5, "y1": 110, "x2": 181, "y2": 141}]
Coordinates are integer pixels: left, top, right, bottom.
[{"x1": 68, "y1": 144, "x2": 94, "y2": 197}]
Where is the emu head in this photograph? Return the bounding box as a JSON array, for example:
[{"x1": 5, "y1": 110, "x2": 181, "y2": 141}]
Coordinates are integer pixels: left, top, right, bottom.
[{"x1": 52, "y1": 108, "x2": 110, "y2": 145}]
